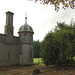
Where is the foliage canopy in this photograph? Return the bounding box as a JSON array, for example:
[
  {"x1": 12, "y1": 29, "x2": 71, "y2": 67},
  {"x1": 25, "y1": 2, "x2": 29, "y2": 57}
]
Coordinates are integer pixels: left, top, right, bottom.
[{"x1": 30, "y1": 0, "x2": 75, "y2": 11}]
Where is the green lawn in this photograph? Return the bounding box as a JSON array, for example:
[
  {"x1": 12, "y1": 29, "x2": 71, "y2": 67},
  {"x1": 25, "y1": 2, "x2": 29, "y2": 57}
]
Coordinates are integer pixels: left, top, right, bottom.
[{"x1": 33, "y1": 58, "x2": 45, "y2": 65}]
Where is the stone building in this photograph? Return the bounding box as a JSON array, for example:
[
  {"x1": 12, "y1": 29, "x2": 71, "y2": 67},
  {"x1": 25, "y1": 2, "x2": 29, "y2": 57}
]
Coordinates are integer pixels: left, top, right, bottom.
[{"x1": 0, "y1": 11, "x2": 34, "y2": 67}]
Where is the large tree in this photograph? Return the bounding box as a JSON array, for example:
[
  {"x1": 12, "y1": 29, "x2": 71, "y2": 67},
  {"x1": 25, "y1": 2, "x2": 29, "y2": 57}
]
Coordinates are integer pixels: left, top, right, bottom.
[
  {"x1": 55, "y1": 29, "x2": 75, "y2": 66},
  {"x1": 41, "y1": 21, "x2": 75, "y2": 66},
  {"x1": 30, "y1": 0, "x2": 75, "y2": 11}
]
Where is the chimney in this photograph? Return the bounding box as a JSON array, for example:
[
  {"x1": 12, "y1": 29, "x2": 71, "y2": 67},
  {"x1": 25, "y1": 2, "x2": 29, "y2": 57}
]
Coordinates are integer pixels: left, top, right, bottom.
[{"x1": 4, "y1": 11, "x2": 14, "y2": 35}]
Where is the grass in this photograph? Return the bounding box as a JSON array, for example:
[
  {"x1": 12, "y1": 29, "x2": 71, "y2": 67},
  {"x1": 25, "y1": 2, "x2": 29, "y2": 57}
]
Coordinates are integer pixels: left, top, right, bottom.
[{"x1": 33, "y1": 58, "x2": 45, "y2": 66}]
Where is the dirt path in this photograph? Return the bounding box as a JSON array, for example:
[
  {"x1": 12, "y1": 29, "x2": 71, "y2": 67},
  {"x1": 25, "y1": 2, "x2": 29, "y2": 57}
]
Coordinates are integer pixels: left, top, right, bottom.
[{"x1": 0, "y1": 66, "x2": 75, "y2": 75}]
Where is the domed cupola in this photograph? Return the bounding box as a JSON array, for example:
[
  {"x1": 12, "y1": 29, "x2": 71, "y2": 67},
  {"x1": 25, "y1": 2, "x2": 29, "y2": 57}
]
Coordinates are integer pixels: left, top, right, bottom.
[
  {"x1": 18, "y1": 17, "x2": 33, "y2": 33},
  {"x1": 18, "y1": 15, "x2": 34, "y2": 65}
]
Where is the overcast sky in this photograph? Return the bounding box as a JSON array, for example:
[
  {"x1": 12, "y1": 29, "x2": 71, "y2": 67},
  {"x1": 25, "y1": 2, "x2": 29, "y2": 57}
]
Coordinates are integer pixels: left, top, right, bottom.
[{"x1": 0, "y1": 0, "x2": 75, "y2": 41}]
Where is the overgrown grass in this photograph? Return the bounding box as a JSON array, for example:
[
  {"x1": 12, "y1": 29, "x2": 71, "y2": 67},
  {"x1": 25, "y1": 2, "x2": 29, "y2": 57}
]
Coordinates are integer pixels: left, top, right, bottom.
[{"x1": 33, "y1": 58, "x2": 45, "y2": 66}]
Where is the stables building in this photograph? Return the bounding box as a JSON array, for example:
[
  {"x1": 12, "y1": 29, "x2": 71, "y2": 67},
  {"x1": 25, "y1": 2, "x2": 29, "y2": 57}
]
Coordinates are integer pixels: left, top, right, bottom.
[{"x1": 0, "y1": 11, "x2": 34, "y2": 67}]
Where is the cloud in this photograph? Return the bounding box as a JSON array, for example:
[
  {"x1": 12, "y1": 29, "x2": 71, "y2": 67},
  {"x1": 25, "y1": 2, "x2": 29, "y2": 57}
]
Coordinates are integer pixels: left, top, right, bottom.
[{"x1": 0, "y1": 0, "x2": 75, "y2": 41}]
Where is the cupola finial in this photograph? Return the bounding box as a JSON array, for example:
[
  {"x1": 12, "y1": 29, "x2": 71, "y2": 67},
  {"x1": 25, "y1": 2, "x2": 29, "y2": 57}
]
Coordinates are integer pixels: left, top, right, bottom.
[{"x1": 25, "y1": 11, "x2": 27, "y2": 24}]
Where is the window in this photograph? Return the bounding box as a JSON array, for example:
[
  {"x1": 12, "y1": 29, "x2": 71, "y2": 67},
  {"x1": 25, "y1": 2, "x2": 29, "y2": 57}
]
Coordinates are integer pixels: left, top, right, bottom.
[
  {"x1": 30, "y1": 34, "x2": 32, "y2": 40},
  {"x1": 24, "y1": 34, "x2": 27, "y2": 41}
]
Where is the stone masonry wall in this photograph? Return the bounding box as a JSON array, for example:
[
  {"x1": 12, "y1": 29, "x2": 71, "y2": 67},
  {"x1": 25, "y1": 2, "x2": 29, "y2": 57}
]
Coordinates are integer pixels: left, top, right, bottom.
[
  {"x1": 22, "y1": 44, "x2": 33, "y2": 64},
  {"x1": 0, "y1": 34, "x2": 21, "y2": 67}
]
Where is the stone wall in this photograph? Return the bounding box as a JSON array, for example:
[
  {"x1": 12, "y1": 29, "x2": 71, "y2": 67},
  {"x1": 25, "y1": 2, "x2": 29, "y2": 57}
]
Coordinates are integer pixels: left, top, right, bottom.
[
  {"x1": 22, "y1": 44, "x2": 33, "y2": 64},
  {"x1": 0, "y1": 34, "x2": 6, "y2": 43},
  {"x1": 0, "y1": 34, "x2": 21, "y2": 67}
]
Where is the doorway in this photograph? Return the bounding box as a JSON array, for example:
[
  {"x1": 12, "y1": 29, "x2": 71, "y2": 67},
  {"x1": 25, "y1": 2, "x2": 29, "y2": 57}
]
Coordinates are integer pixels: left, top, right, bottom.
[{"x1": 20, "y1": 53, "x2": 23, "y2": 64}]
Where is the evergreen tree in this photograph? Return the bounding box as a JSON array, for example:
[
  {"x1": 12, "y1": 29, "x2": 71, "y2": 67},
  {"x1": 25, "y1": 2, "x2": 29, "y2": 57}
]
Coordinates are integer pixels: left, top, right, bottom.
[{"x1": 33, "y1": 40, "x2": 41, "y2": 58}]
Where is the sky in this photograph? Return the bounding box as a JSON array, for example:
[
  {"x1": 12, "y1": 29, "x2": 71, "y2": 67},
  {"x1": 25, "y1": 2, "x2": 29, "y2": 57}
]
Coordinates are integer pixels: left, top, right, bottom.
[{"x1": 0, "y1": 0, "x2": 75, "y2": 41}]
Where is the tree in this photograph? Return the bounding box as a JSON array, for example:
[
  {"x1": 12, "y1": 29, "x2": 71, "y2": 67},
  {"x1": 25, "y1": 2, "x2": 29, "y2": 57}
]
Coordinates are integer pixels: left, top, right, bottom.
[
  {"x1": 41, "y1": 21, "x2": 75, "y2": 66},
  {"x1": 41, "y1": 32, "x2": 59, "y2": 65},
  {"x1": 55, "y1": 22, "x2": 75, "y2": 66},
  {"x1": 55, "y1": 29, "x2": 75, "y2": 66},
  {"x1": 33, "y1": 40, "x2": 41, "y2": 58},
  {"x1": 30, "y1": 0, "x2": 75, "y2": 11}
]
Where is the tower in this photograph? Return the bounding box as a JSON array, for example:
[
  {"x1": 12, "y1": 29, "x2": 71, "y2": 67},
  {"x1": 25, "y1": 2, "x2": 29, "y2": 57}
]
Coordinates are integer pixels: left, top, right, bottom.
[
  {"x1": 18, "y1": 15, "x2": 34, "y2": 65},
  {"x1": 4, "y1": 11, "x2": 14, "y2": 35}
]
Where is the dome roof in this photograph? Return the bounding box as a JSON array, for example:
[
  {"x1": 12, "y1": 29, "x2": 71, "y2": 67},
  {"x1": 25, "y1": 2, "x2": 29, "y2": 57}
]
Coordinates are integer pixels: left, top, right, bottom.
[
  {"x1": 18, "y1": 17, "x2": 33, "y2": 32},
  {"x1": 18, "y1": 23, "x2": 33, "y2": 32}
]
